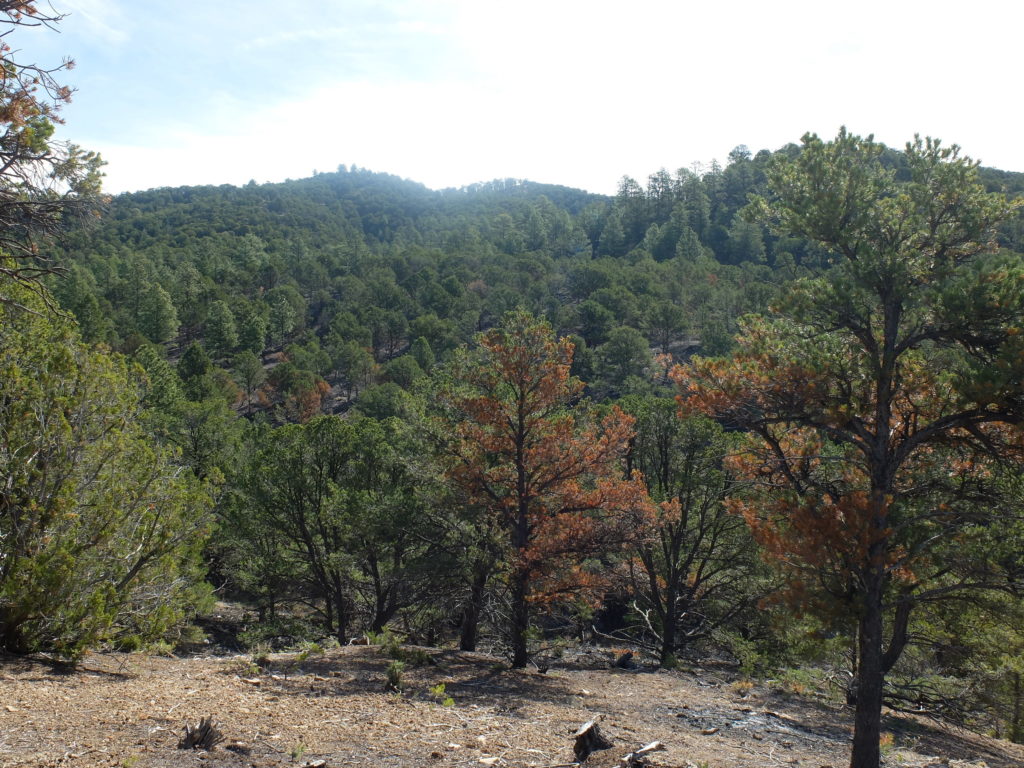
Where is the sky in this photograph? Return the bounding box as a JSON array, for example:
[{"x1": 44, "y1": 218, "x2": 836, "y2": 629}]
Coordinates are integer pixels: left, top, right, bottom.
[{"x1": 18, "y1": 0, "x2": 1024, "y2": 195}]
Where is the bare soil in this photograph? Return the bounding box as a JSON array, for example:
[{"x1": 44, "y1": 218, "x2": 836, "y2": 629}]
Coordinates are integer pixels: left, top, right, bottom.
[{"x1": 2, "y1": 644, "x2": 1022, "y2": 768}]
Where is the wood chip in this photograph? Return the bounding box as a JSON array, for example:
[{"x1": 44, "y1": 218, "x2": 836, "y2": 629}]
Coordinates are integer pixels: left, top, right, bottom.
[
  {"x1": 2, "y1": 644, "x2": 1015, "y2": 768},
  {"x1": 763, "y1": 709, "x2": 798, "y2": 722}
]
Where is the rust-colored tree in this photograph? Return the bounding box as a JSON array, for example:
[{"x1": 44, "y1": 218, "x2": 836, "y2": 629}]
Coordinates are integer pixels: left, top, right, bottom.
[
  {"x1": 436, "y1": 310, "x2": 649, "y2": 668},
  {"x1": 677, "y1": 129, "x2": 1024, "y2": 768}
]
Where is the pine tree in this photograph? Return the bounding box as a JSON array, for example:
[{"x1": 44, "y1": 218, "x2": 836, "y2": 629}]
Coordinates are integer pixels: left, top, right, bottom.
[
  {"x1": 138, "y1": 283, "x2": 179, "y2": 344},
  {"x1": 435, "y1": 311, "x2": 649, "y2": 667},
  {"x1": 0, "y1": 282, "x2": 211, "y2": 657},
  {"x1": 679, "y1": 129, "x2": 1024, "y2": 768},
  {"x1": 205, "y1": 299, "x2": 238, "y2": 358}
]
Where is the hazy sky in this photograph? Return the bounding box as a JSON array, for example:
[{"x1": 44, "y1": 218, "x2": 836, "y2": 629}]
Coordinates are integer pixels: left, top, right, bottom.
[{"x1": 26, "y1": 1, "x2": 1024, "y2": 194}]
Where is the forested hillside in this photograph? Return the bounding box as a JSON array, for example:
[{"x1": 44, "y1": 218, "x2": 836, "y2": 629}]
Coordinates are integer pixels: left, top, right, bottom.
[
  {"x1": 26, "y1": 142, "x2": 1024, "y2": 761},
  {"x1": 53, "y1": 151, "x2": 1024, "y2": 385},
  {"x1": 52, "y1": 157, "x2": 786, "y2": 374},
  {"x1": 5, "y1": 5, "x2": 1024, "y2": 768}
]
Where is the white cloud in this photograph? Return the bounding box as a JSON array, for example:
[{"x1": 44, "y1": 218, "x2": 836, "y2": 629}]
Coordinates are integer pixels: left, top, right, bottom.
[
  {"x1": 60, "y1": 0, "x2": 130, "y2": 45},
  {"x1": 240, "y1": 27, "x2": 355, "y2": 50},
  {"x1": 82, "y1": 0, "x2": 1024, "y2": 194},
  {"x1": 95, "y1": 79, "x2": 619, "y2": 193}
]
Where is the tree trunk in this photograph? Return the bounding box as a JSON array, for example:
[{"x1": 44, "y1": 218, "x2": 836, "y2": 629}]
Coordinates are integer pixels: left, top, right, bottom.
[
  {"x1": 370, "y1": 582, "x2": 394, "y2": 634},
  {"x1": 331, "y1": 576, "x2": 348, "y2": 645},
  {"x1": 850, "y1": 579, "x2": 884, "y2": 768},
  {"x1": 511, "y1": 408, "x2": 531, "y2": 670},
  {"x1": 510, "y1": 566, "x2": 530, "y2": 668},
  {"x1": 1012, "y1": 671, "x2": 1023, "y2": 744},
  {"x1": 660, "y1": 586, "x2": 678, "y2": 666},
  {"x1": 459, "y1": 605, "x2": 479, "y2": 652},
  {"x1": 460, "y1": 566, "x2": 489, "y2": 652},
  {"x1": 368, "y1": 556, "x2": 392, "y2": 634}
]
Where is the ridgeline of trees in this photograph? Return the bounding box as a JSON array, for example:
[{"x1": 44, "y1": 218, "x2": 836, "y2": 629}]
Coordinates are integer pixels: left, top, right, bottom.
[{"x1": 4, "y1": 6, "x2": 1024, "y2": 767}]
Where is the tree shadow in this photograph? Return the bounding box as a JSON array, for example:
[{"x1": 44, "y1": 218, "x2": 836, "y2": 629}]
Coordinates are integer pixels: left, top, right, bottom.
[
  {"x1": 0, "y1": 650, "x2": 137, "y2": 682},
  {"x1": 231, "y1": 646, "x2": 586, "y2": 710}
]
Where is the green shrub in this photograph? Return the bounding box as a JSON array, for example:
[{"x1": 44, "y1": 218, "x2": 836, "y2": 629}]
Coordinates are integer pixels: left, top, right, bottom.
[
  {"x1": 238, "y1": 616, "x2": 318, "y2": 650},
  {"x1": 0, "y1": 283, "x2": 213, "y2": 660},
  {"x1": 377, "y1": 630, "x2": 431, "y2": 667},
  {"x1": 429, "y1": 683, "x2": 454, "y2": 706},
  {"x1": 295, "y1": 641, "x2": 323, "y2": 662},
  {"x1": 385, "y1": 661, "x2": 405, "y2": 691}
]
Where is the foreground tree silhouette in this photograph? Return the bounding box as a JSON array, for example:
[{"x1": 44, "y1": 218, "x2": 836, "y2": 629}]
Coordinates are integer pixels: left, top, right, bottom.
[
  {"x1": 0, "y1": 3, "x2": 206, "y2": 659},
  {"x1": 0, "y1": 2, "x2": 103, "y2": 301},
  {"x1": 436, "y1": 311, "x2": 648, "y2": 668},
  {"x1": 677, "y1": 129, "x2": 1024, "y2": 768}
]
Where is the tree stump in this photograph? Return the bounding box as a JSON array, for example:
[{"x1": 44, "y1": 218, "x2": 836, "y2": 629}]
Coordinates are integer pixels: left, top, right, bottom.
[
  {"x1": 574, "y1": 720, "x2": 613, "y2": 762},
  {"x1": 613, "y1": 651, "x2": 635, "y2": 669}
]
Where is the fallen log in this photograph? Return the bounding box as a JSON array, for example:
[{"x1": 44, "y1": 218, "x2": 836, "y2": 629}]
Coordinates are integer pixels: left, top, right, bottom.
[{"x1": 619, "y1": 741, "x2": 665, "y2": 767}]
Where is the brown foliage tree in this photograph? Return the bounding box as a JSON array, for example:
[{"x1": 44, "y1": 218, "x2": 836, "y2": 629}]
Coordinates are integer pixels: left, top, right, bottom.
[
  {"x1": 678, "y1": 129, "x2": 1024, "y2": 768},
  {"x1": 436, "y1": 311, "x2": 650, "y2": 667}
]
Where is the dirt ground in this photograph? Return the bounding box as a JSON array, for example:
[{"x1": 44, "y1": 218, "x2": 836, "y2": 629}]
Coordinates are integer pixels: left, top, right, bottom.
[{"x1": 2, "y1": 644, "x2": 1022, "y2": 768}]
